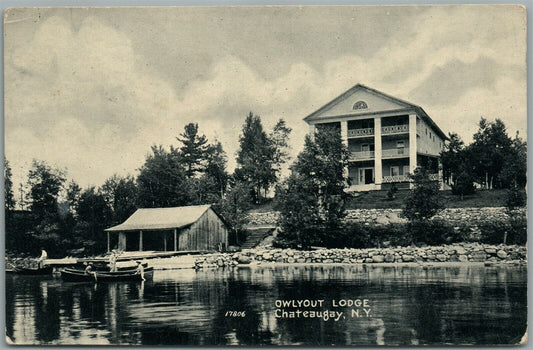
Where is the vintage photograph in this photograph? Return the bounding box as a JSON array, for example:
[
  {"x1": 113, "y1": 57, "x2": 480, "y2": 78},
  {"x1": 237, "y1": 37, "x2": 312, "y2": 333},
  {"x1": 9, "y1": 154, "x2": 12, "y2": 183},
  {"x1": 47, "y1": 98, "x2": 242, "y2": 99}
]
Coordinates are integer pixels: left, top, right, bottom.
[{"x1": 3, "y1": 5, "x2": 527, "y2": 346}]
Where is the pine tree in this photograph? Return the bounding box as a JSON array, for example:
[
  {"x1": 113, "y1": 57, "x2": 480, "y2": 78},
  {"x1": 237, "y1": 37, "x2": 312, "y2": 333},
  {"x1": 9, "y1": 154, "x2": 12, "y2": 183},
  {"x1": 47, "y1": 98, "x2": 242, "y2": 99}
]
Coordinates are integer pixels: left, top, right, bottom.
[{"x1": 177, "y1": 123, "x2": 209, "y2": 178}]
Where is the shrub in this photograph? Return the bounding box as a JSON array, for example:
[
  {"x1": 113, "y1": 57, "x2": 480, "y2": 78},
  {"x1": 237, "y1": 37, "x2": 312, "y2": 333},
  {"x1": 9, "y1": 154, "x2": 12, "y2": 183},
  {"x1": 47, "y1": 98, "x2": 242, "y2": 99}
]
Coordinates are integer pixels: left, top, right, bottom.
[
  {"x1": 507, "y1": 214, "x2": 527, "y2": 245},
  {"x1": 407, "y1": 219, "x2": 458, "y2": 245},
  {"x1": 386, "y1": 184, "x2": 398, "y2": 200},
  {"x1": 477, "y1": 216, "x2": 526, "y2": 245}
]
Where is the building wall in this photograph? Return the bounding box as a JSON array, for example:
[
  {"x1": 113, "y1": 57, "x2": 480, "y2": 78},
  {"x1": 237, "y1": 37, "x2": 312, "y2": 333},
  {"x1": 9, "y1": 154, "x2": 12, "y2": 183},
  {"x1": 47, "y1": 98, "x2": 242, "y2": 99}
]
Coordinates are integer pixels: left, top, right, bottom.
[
  {"x1": 179, "y1": 209, "x2": 228, "y2": 251},
  {"x1": 382, "y1": 159, "x2": 410, "y2": 177},
  {"x1": 417, "y1": 118, "x2": 444, "y2": 156},
  {"x1": 348, "y1": 161, "x2": 374, "y2": 185},
  {"x1": 381, "y1": 137, "x2": 409, "y2": 152}
]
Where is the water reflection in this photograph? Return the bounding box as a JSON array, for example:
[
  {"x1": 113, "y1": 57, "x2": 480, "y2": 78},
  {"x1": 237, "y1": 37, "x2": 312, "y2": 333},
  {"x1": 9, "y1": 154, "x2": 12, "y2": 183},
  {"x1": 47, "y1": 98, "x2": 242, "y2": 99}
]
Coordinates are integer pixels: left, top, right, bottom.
[{"x1": 5, "y1": 265, "x2": 527, "y2": 345}]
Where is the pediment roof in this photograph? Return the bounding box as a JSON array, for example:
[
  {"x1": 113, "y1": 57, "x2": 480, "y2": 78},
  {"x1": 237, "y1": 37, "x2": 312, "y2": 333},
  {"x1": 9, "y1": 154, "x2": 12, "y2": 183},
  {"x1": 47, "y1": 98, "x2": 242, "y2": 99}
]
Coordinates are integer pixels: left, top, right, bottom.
[{"x1": 304, "y1": 84, "x2": 448, "y2": 140}]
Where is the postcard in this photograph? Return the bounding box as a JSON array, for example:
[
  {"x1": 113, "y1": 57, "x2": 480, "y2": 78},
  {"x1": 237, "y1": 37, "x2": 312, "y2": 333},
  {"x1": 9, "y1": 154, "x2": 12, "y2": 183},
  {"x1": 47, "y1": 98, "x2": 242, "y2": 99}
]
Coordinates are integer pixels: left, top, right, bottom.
[{"x1": 4, "y1": 5, "x2": 527, "y2": 346}]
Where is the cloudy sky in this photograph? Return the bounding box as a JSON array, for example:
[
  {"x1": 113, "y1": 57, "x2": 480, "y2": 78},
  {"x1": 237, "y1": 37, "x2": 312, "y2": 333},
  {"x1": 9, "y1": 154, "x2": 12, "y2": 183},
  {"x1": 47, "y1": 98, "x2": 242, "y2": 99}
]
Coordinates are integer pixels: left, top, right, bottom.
[{"x1": 4, "y1": 5, "x2": 527, "y2": 192}]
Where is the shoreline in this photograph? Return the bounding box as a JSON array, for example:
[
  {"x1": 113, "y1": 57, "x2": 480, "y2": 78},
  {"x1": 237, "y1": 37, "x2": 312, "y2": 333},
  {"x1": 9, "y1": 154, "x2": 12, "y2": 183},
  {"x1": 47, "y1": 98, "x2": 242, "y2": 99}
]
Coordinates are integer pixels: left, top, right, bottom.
[{"x1": 145, "y1": 243, "x2": 527, "y2": 270}]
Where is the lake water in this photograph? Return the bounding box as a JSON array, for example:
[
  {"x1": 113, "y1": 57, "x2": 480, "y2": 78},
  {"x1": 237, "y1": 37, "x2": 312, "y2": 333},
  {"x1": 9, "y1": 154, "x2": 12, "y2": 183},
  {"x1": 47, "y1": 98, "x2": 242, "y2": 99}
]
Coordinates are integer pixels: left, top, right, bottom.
[{"x1": 5, "y1": 264, "x2": 527, "y2": 346}]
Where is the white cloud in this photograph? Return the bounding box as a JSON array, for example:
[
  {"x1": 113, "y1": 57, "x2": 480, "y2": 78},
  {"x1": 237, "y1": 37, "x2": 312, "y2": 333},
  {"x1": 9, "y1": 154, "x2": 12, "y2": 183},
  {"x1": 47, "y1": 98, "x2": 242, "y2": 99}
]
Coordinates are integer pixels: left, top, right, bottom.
[{"x1": 5, "y1": 6, "x2": 526, "y2": 197}]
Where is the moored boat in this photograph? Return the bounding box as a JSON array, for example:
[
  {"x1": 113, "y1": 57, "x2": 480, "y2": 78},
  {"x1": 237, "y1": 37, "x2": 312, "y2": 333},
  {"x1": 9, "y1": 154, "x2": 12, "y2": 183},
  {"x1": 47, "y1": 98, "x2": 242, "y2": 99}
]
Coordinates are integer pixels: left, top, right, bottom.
[
  {"x1": 6, "y1": 266, "x2": 54, "y2": 275},
  {"x1": 60, "y1": 266, "x2": 153, "y2": 282}
]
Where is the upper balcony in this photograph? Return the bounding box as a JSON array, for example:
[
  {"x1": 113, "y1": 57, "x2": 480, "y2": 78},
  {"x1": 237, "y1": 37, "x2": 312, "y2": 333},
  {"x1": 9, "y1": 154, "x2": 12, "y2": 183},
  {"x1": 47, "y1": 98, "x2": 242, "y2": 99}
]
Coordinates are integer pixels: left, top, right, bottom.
[
  {"x1": 347, "y1": 127, "x2": 374, "y2": 138},
  {"x1": 381, "y1": 124, "x2": 408, "y2": 135},
  {"x1": 347, "y1": 124, "x2": 409, "y2": 138},
  {"x1": 349, "y1": 150, "x2": 375, "y2": 161}
]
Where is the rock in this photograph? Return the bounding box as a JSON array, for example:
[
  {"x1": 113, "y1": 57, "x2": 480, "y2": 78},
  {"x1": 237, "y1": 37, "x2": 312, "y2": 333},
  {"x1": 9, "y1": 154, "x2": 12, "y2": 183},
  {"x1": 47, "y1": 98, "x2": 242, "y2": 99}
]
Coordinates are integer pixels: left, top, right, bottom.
[
  {"x1": 216, "y1": 258, "x2": 225, "y2": 267},
  {"x1": 372, "y1": 255, "x2": 385, "y2": 263},
  {"x1": 470, "y1": 252, "x2": 487, "y2": 262},
  {"x1": 448, "y1": 255, "x2": 460, "y2": 262},
  {"x1": 323, "y1": 259, "x2": 333, "y2": 264},
  {"x1": 401, "y1": 255, "x2": 414, "y2": 262},
  {"x1": 263, "y1": 253, "x2": 272, "y2": 261},
  {"x1": 286, "y1": 250, "x2": 294, "y2": 257},
  {"x1": 384, "y1": 254, "x2": 395, "y2": 263},
  {"x1": 297, "y1": 258, "x2": 306, "y2": 263},
  {"x1": 497, "y1": 250, "x2": 508, "y2": 259},
  {"x1": 458, "y1": 255, "x2": 468, "y2": 262},
  {"x1": 287, "y1": 257, "x2": 295, "y2": 263},
  {"x1": 484, "y1": 248, "x2": 497, "y2": 255},
  {"x1": 237, "y1": 255, "x2": 252, "y2": 264},
  {"x1": 454, "y1": 246, "x2": 467, "y2": 255},
  {"x1": 436, "y1": 254, "x2": 448, "y2": 262}
]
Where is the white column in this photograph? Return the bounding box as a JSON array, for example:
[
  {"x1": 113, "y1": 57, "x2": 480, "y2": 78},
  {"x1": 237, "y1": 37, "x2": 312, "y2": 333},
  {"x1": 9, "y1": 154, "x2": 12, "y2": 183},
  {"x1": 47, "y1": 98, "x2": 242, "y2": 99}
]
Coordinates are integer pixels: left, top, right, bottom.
[
  {"x1": 341, "y1": 121, "x2": 350, "y2": 181},
  {"x1": 118, "y1": 232, "x2": 126, "y2": 251},
  {"x1": 374, "y1": 117, "x2": 382, "y2": 188},
  {"x1": 139, "y1": 231, "x2": 143, "y2": 251},
  {"x1": 174, "y1": 228, "x2": 178, "y2": 251},
  {"x1": 438, "y1": 158, "x2": 444, "y2": 190},
  {"x1": 409, "y1": 114, "x2": 418, "y2": 188}
]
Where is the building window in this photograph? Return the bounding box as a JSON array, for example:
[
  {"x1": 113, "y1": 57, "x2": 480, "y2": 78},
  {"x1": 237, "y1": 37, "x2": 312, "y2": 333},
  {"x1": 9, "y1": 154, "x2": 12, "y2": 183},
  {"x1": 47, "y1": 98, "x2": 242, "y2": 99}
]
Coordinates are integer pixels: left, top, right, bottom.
[
  {"x1": 396, "y1": 140, "x2": 405, "y2": 155},
  {"x1": 353, "y1": 101, "x2": 368, "y2": 110},
  {"x1": 403, "y1": 165, "x2": 410, "y2": 176},
  {"x1": 390, "y1": 166, "x2": 399, "y2": 176}
]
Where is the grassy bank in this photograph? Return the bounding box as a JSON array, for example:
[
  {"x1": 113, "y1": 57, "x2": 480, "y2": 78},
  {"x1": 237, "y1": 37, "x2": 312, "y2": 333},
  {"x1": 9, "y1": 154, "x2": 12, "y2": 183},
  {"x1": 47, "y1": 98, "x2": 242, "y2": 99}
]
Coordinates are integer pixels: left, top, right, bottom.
[{"x1": 248, "y1": 189, "x2": 517, "y2": 212}]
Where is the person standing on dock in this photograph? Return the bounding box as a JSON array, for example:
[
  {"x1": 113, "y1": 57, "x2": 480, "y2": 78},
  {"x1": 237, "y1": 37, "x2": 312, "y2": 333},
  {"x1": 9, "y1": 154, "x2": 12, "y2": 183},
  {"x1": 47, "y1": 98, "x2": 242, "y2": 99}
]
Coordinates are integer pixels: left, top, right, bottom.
[
  {"x1": 108, "y1": 251, "x2": 118, "y2": 272},
  {"x1": 136, "y1": 261, "x2": 146, "y2": 281},
  {"x1": 37, "y1": 248, "x2": 47, "y2": 269}
]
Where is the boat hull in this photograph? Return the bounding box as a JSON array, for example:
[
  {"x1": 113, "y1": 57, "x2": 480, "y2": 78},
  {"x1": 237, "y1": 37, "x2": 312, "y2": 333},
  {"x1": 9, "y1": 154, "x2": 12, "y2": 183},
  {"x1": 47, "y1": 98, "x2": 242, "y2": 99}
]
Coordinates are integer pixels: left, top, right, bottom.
[
  {"x1": 61, "y1": 267, "x2": 154, "y2": 282},
  {"x1": 6, "y1": 266, "x2": 54, "y2": 275}
]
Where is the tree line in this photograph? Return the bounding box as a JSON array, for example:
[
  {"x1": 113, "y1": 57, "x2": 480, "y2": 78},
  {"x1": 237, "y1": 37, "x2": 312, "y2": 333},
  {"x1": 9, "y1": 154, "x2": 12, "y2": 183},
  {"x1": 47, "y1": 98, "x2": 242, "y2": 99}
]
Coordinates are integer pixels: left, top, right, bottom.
[
  {"x1": 441, "y1": 118, "x2": 527, "y2": 197},
  {"x1": 5, "y1": 112, "x2": 291, "y2": 257},
  {"x1": 5, "y1": 114, "x2": 526, "y2": 256},
  {"x1": 273, "y1": 117, "x2": 526, "y2": 249}
]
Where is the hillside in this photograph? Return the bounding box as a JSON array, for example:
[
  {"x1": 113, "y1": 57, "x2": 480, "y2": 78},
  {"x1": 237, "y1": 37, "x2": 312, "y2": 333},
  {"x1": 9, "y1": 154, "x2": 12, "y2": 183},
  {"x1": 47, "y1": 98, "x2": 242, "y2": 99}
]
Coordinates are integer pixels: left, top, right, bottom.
[{"x1": 248, "y1": 189, "x2": 518, "y2": 213}]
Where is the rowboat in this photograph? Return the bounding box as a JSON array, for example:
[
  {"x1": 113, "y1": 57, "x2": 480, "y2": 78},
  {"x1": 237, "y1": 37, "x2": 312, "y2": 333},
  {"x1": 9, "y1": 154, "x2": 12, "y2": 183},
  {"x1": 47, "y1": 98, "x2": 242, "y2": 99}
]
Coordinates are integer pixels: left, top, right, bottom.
[
  {"x1": 60, "y1": 266, "x2": 153, "y2": 282},
  {"x1": 6, "y1": 266, "x2": 54, "y2": 275}
]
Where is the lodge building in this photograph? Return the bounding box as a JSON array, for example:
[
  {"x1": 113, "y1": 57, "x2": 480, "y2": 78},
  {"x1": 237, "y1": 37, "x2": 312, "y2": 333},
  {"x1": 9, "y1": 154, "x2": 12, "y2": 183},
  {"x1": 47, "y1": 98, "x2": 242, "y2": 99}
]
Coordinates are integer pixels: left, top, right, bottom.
[{"x1": 304, "y1": 84, "x2": 448, "y2": 191}]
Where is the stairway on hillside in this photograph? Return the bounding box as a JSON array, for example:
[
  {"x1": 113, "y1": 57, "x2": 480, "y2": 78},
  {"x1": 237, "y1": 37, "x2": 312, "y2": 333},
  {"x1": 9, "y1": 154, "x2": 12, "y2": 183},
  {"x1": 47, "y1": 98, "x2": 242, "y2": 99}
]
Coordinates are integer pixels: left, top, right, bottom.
[{"x1": 240, "y1": 227, "x2": 275, "y2": 249}]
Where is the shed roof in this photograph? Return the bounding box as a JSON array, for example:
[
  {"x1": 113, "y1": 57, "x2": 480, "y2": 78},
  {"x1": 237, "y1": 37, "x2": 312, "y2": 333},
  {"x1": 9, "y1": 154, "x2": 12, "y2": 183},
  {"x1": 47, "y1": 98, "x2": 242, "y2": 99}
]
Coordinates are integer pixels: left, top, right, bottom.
[{"x1": 105, "y1": 205, "x2": 213, "y2": 232}]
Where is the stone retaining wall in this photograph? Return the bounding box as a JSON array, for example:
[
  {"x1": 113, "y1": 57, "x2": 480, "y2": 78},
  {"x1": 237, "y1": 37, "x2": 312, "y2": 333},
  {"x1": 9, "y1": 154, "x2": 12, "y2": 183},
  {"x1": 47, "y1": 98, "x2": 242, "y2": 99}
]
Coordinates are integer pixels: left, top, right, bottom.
[
  {"x1": 246, "y1": 207, "x2": 523, "y2": 227},
  {"x1": 194, "y1": 243, "x2": 526, "y2": 269}
]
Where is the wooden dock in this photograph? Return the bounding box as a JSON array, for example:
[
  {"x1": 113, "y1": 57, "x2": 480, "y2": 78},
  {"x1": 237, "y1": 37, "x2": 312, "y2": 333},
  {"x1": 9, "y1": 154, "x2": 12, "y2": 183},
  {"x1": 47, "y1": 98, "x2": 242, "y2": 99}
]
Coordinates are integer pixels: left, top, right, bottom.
[{"x1": 45, "y1": 250, "x2": 204, "y2": 267}]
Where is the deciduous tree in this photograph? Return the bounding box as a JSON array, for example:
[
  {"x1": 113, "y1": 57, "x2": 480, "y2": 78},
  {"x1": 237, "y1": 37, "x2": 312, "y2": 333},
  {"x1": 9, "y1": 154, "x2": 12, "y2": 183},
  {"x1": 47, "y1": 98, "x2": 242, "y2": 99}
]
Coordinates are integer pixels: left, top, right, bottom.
[
  {"x1": 275, "y1": 127, "x2": 348, "y2": 248},
  {"x1": 137, "y1": 145, "x2": 190, "y2": 208}
]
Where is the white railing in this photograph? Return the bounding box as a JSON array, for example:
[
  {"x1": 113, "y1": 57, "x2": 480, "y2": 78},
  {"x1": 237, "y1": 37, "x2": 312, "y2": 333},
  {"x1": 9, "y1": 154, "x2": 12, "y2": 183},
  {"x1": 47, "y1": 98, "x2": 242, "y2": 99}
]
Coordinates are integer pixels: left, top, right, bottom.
[
  {"x1": 381, "y1": 124, "x2": 409, "y2": 135},
  {"x1": 349, "y1": 151, "x2": 375, "y2": 160},
  {"x1": 382, "y1": 173, "x2": 439, "y2": 183},
  {"x1": 382, "y1": 175, "x2": 410, "y2": 183},
  {"x1": 382, "y1": 148, "x2": 407, "y2": 158},
  {"x1": 347, "y1": 128, "x2": 374, "y2": 137}
]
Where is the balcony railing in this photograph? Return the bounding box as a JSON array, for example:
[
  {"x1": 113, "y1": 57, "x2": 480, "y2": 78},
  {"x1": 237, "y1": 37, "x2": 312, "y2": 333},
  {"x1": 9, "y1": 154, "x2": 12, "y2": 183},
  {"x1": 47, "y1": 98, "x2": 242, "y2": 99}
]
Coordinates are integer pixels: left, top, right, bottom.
[
  {"x1": 347, "y1": 128, "x2": 374, "y2": 137},
  {"x1": 349, "y1": 150, "x2": 375, "y2": 161},
  {"x1": 382, "y1": 173, "x2": 439, "y2": 183},
  {"x1": 382, "y1": 175, "x2": 410, "y2": 183},
  {"x1": 381, "y1": 124, "x2": 409, "y2": 135},
  {"x1": 347, "y1": 124, "x2": 409, "y2": 138},
  {"x1": 382, "y1": 148, "x2": 407, "y2": 158}
]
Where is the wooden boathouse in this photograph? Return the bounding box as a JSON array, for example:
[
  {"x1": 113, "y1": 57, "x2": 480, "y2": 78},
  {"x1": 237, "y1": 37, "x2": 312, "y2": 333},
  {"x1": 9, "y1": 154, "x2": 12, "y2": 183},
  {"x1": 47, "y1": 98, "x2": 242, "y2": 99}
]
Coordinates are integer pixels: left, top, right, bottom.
[{"x1": 104, "y1": 205, "x2": 229, "y2": 252}]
